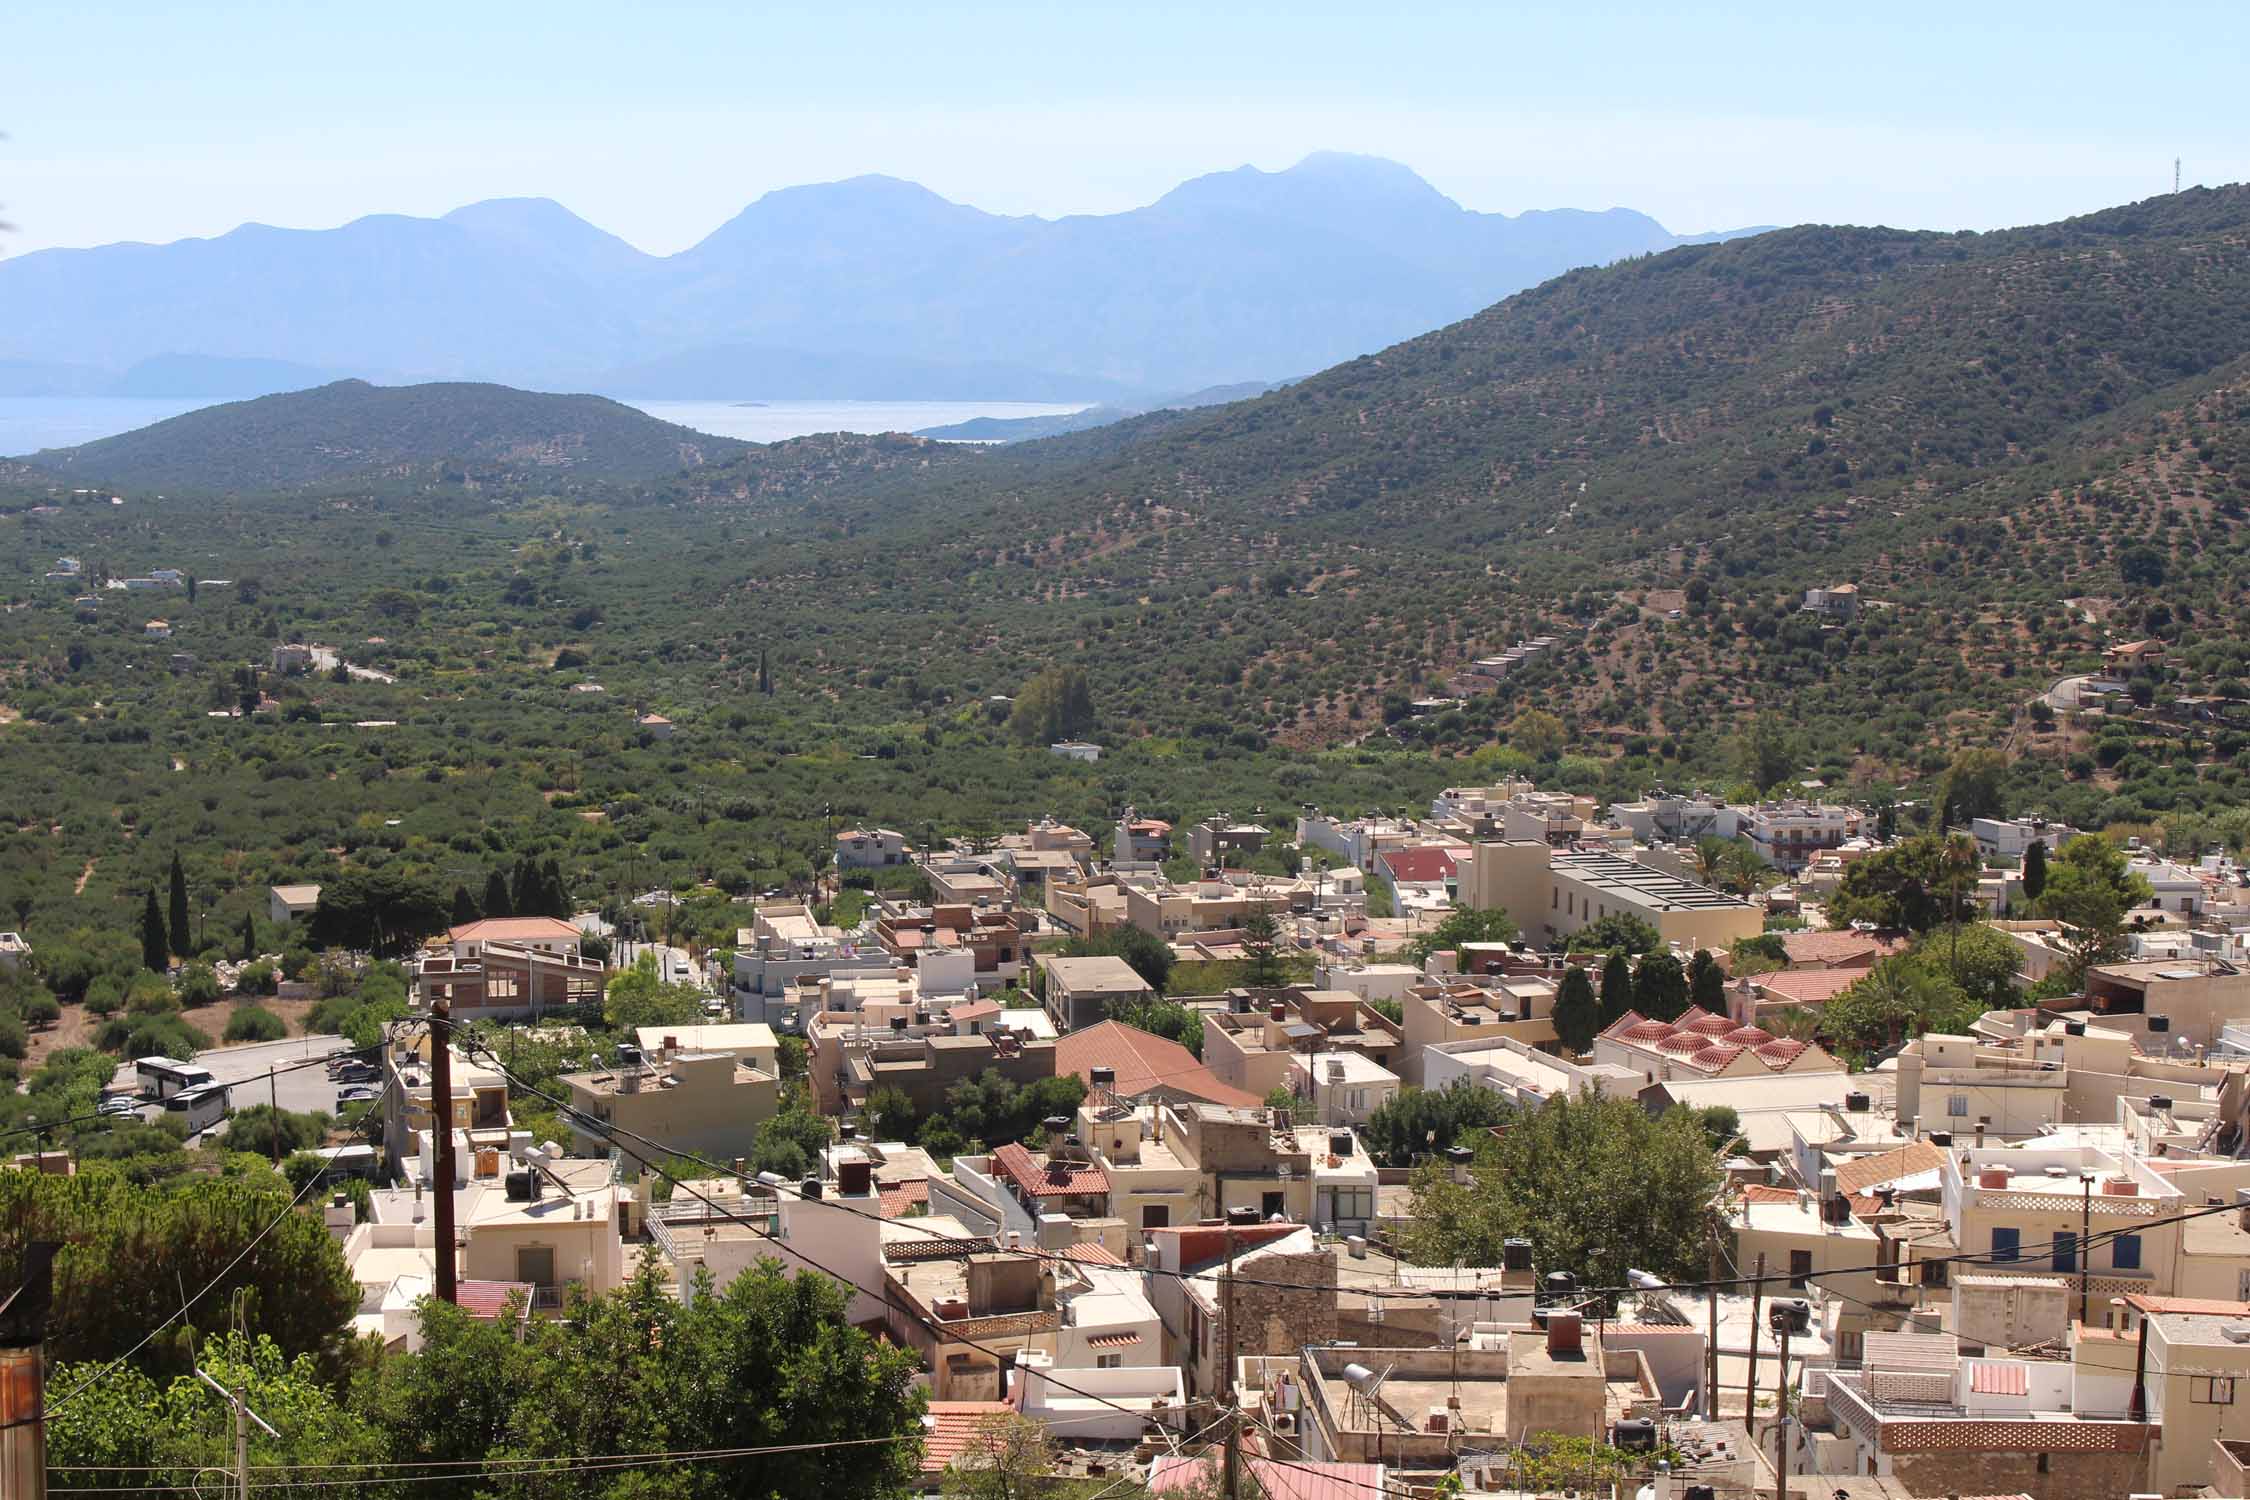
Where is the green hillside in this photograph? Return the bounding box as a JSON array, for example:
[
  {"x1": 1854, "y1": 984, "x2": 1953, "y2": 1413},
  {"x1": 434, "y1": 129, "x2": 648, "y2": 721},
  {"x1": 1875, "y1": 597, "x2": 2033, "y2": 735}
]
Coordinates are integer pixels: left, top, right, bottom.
[{"x1": 20, "y1": 379, "x2": 747, "y2": 490}]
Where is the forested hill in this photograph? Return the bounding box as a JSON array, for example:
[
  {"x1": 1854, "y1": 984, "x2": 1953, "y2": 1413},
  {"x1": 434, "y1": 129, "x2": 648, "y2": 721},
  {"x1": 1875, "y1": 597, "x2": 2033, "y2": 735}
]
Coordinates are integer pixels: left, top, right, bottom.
[
  {"x1": 673, "y1": 185, "x2": 2250, "y2": 771},
  {"x1": 19, "y1": 380, "x2": 747, "y2": 491}
]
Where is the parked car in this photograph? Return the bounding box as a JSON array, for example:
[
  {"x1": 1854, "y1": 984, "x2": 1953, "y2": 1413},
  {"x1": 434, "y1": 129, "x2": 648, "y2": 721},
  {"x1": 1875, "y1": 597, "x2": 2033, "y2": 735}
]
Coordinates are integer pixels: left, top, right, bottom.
[
  {"x1": 335, "y1": 1085, "x2": 378, "y2": 1104},
  {"x1": 332, "y1": 1062, "x2": 378, "y2": 1083},
  {"x1": 98, "y1": 1094, "x2": 140, "y2": 1118}
]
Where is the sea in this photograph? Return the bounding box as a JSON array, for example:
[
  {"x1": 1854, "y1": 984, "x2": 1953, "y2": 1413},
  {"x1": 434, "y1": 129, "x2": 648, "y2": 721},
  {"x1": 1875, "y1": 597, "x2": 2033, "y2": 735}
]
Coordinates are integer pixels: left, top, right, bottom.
[{"x1": 0, "y1": 397, "x2": 1090, "y2": 456}]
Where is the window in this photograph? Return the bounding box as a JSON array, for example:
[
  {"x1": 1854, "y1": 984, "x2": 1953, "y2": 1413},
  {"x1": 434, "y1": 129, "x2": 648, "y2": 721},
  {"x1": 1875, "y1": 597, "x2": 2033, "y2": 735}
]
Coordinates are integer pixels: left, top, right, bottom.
[
  {"x1": 2053, "y1": 1231, "x2": 2077, "y2": 1273},
  {"x1": 2195, "y1": 1377, "x2": 2237, "y2": 1405},
  {"x1": 1096, "y1": 1353, "x2": 1122, "y2": 1370},
  {"x1": 1261, "y1": 1191, "x2": 1285, "y2": 1219},
  {"x1": 1947, "y1": 1094, "x2": 1969, "y2": 1118},
  {"x1": 2112, "y1": 1234, "x2": 2142, "y2": 1271},
  {"x1": 1991, "y1": 1227, "x2": 2020, "y2": 1263},
  {"x1": 1790, "y1": 1250, "x2": 1813, "y2": 1289},
  {"x1": 1332, "y1": 1186, "x2": 1375, "y2": 1223},
  {"x1": 1141, "y1": 1205, "x2": 1169, "y2": 1230}
]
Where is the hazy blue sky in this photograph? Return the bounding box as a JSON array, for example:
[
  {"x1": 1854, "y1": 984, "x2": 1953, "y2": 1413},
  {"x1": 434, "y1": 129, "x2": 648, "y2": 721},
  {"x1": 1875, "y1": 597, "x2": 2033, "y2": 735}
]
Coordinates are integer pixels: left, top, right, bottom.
[{"x1": 6, "y1": 0, "x2": 2244, "y2": 257}]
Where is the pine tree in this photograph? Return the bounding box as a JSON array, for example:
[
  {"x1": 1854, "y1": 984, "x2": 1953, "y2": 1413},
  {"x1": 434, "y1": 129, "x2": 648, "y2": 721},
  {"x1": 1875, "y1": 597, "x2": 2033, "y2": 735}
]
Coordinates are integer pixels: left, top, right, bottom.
[
  {"x1": 239, "y1": 911, "x2": 257, "y2": 962},
  {"x1": 482, "y1": 869, "x2": 514, "y2": 919},
  {"x1": 451, "y1": 884, "x2": 480, "y2": 925},
  {"x1": 1553, "y1": 966, "x2": 1599, "y2": 1054},
  {"x1": 140, "y1": 890, "x2": 170, "y2": 974},
  {"x1": 1597, "y1": 949, "x2": 1636, "y2": 1025},
  {"x1": 2022, "y1": 838, "x2": 2048, "y2": 904},
  {"x1": 167, "y1": 852, "x2": 191, "y2": 957}
]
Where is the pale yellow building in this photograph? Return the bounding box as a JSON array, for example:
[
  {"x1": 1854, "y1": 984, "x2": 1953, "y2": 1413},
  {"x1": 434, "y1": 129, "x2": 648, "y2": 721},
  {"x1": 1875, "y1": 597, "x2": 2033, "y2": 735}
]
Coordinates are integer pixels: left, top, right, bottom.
[{"x1": 1454, "y1": 841, "x2": 1763, "y2": 952}]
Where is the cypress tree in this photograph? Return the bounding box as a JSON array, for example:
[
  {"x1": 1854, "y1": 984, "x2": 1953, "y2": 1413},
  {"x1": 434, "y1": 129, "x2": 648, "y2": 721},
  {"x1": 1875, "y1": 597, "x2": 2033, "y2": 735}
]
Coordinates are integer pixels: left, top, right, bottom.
[
  {"x1": 1597, "y1": 949, "x2": 1636, "y2": 1026},
  {"x1": 167, "y1": 852, "x2": 191, "y2": 957},
  {"x1": 482, "y1": 869, "x2": 514, "y2": 919},
  {"x1": 539, "y1": 857, "x2": 568, "y2": 918},
  {"x1": 240, "y1": 911, "x2": 257, "y2": 962},
  {"x1": 1553, "y1": 966, "x2": 1599, "y2": 1054},
  {"x1": 510, "y1": 856, "x2": 539, "y2": 918},
  {"x1": 2022, "y1": 838, "x2": 2048, "y2": 904},
  {"x1": 1689, "y1": 949, "x2": 1726, "y2": 1010},
  {"x1": 758, "y1": 648, "x2": 771, "y2": 696},
  {"x1": 141, "y1": 890, "x2": 170, "y2": 973},
  {"x1": 451, "y1": 884, "x2": 480, "y2": 925}
]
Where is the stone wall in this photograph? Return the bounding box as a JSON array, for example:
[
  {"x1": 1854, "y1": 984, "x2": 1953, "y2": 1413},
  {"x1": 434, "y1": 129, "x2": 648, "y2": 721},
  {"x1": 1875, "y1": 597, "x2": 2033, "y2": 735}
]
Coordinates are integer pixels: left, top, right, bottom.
[
  {"x1": 1221, "y1": 1250, "x2": 1338, "y2": 1364},
  {"x1": 1889, "y1": 1447, "x2": 2145, "y2": 1500}
]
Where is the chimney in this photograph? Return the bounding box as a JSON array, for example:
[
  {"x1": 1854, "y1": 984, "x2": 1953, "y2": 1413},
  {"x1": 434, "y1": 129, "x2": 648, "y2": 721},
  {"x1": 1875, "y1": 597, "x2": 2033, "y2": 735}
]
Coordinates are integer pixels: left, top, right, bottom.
[
  {"x1": 838, "y1": 1159, "x2": 873, "y2": 1197},
  {"x1": 1269, "y1": 1001, "x2": 1287, "y2": 1022},
  {"x1": 1546, "y1": 1309, "x2": 1582, "y2": 1357}
]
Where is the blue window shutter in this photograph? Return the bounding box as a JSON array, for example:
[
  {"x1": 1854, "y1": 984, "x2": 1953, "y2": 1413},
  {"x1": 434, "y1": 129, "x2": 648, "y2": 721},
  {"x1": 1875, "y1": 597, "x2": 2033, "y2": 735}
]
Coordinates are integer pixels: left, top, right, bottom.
[
  {"x1": 2112, "y1": 1234, "x2": 2142, "y2": 1271},
  {"x1": 1992, "y1": 1227, "x2": 2020, "y2": 1262}
]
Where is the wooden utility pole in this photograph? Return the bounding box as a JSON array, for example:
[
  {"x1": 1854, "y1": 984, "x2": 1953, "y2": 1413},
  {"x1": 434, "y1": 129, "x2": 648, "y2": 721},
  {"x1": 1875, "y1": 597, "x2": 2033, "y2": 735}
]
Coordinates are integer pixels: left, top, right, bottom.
[
  {"x1": 0, "y1": 1244, "x2": 58, "y2": 1500},
  {"x1": 1220, "y1": 1226, "x2": 1240, "y2": 1500},
  {"x1": 430, "y1": 1001, "x2": 458, "y2": 1305},
  {"x1": 1743, "y1": 1252, "x2": 1767, "y2": 1425},
  {"x1": 267, "y1": 1065, "x2": 279, "y2": 1165},
  {"x1": 2078, "y1": 1174, "x2": 2094, "y2": 1326},
  {"x1": 1706, "y1": 1230, "x2": 1723, "y2": 1419}
]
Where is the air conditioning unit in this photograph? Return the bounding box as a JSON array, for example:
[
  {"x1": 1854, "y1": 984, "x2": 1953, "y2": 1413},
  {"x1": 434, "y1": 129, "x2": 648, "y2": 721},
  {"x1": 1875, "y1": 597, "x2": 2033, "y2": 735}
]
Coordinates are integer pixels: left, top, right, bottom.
[{"x1": 1269, "y1": 1413, "x2": 1296, "y2": 1435}]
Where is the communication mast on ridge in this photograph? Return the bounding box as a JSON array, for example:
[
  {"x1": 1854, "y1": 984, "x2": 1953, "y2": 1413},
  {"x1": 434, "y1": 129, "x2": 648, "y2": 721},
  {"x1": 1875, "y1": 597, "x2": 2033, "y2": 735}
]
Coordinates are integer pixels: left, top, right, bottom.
[{"x1": 2175, "y1": 157, "x2": 2182, "y2": 194}]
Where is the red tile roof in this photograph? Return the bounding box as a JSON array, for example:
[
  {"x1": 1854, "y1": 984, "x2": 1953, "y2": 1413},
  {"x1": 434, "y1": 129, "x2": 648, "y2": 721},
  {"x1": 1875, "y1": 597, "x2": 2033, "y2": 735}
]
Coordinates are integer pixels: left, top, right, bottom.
[
  {"x1": 1599, "y1": 1005, "x2": 1830, "y2": 1075},
  {"x1": 1059, "y1": 1242, "x2": 1126, "y2": 1266},
  {"x1": 455, "y1": 1279, "x2": 534, "y2": 1319},
  {"x1": 1149, "y1": 1222, "x2": 1304, "y2": 1272},
  {"x1": 1375, "y1": 846, "x2": 1461, "y2": 885},
  {"x1": 1778, "y1": 929, "x2": 1902, "y2": 968},
  {"x1": 878, "y1": 1179, "x2": 930, "y2": 1219},
  {"x1": 946, "y1": 1000, "x2": 1001, "y2": 1021},
  {"x1": 1152, "y1": 1457, "x2": 1386, "y2": 1500},
  {"x1": 1084, "y1": 1330, "x2": 1143, "y2": 1348},
  {"x1": 446, "y1": 917, "x2": 583, "y2": 945},
  {"x1": 2125, "y1": 1293, "x2": 2250, "y2": 1316},
  {"x1": 1835, "y1": 1141, "x2": 1947, "y2": 1196},
  {"x1": 1749, "y1": 967, "x2": 1864, "y2": 1006},
  {"x1": 921, "y1": 1402, "x2": 1018, "y2": 1472},
  {"x1": 1055, "y1": 1021, "x2": 1261, "y2": 1109},
  {"x1": 991, "y1": 1141, "x2": 1110, "y2": 1198}
]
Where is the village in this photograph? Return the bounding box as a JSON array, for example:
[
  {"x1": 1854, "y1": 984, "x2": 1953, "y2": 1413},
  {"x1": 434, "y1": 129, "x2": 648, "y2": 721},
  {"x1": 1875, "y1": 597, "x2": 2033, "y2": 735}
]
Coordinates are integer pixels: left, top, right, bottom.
[{"x1": 32, "y1": 775, "x2": 2242, "y2": 1500}]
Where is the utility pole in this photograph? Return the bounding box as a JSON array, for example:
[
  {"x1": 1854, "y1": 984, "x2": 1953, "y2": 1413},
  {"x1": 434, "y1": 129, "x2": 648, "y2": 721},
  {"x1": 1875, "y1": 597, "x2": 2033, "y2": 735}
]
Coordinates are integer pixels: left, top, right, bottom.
[
  {"x1": 267, "y1": 1065, "x2": 279, "y2": 1165},
  {"x1": 0, "y1": 1243, "x2": 59, "y2": 1500},
  {"x1": 430, "y1": 1000, "x2": 458, "y2": 1305},
  {"x1": 1772, "y1": 1318, "x2": 1793, "y2": 1500},
  {"x1": 194, "y1": 1367, "x2": 279, "y2": 1500},
  {"x1": 1743, "y1": 1253, "x2": 1766, "y2": 1426},
  {"x1": 1706, "y1": 1229, "x2": 1723, "y2": 1419},
  {"x1": 2078, "y1": 1174, "x2": 2094, "y2": 1326},
  {"x1": 1220, "y1": 1225, "x2": 1240, "y2": 1500}
]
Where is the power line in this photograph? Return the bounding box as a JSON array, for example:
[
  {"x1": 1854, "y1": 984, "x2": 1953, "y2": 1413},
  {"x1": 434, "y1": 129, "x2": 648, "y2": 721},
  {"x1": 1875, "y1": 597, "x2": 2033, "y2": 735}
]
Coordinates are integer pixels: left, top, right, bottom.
[{"x1": 463, "y1": 1021, "x2": 2241, "y2": 1310}]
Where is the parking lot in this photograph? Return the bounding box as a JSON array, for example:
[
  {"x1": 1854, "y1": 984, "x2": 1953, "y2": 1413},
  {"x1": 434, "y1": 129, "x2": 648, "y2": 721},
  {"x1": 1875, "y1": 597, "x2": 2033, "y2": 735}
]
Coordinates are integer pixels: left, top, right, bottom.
[{"x1": 108, "y1": 1033, "x2": 362, "y2": 1136}]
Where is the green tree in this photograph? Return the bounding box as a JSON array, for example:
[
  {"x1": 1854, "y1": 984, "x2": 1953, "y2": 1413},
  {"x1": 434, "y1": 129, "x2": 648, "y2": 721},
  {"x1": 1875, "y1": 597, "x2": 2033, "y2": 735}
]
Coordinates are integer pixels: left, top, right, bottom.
[
  {"x1": 1507, "y1": 708, "x2": 1566, "y2": 759},
  {"x1": 1913, "y1": 923, "x2": 2023, "y2": 1008},
  {"x1": 481, "y1": 868, "x2": 515, "y2": 919},
  {"x1": 1817, "y1": 955, "x2": 1980, "y2": 1064},
  {"x1": 368, "y1": 1257, "x2": 924, "y2": 1500},
  {"x1": 1552, "y1": 965, "x2": 1599, "y2": 1053},
  {"x1": 48, "y1": 1331, "x2": 382, "y2": 1496},
  {"x1": 1103, "y1": 995, "x2": 1205, "y2": 1057},
  {"x1": 1360, "y1": 1080, "x2": 1513, "y2": 1167},
  {"x1": 1060, "y1": 925, "x2": 1174, "y2": 994},
  {"x1": 1827, "y1": 834, "x2": 1974, "y2": 933},
  {"x1": 140, "y1": 889, "x2": 169, "y2": 974},
  {"x1": 1935, "y1": 747, "x2": 2008, "y2": 829},
  {"x1": 1735, "y1": 715, "x2": 1796, "y2": 792},
  {"x1": 749, "y1": 1085, "x2": 835, "y2": 1178},
  {"x1": 1006, "y1": 665, "x2": 1095, "y2": 745},
  {"x1": 601, "y1": 954, "x2": 705, "y2": 1031},
  {"x1": 1405, "y1": 906, "x2": 1521, "y2": 966},
  {"x1": 1596, "y1": 949, "x2": 1636, "y2": 1025},
  {"x1": 1566, "y1": 911, "x2": 1662, "y2": 956},
  {"x1": 225, "y1": 1105, "x2": 332, "y2": 1159},
  {"x1": 2021, "y1": 837, "x2": 2048, "y2": 902},
  {"x1": 0, "y1": 1169, "x2": 357, "y2": 1368},
  {"x1": 1403, "y1": 1092, "x2": 1721, "y2": 1286},
  {"x1": 223, "y1": 1004, "x2": 289, "y2": 1043},
  {"x1": 1688, "y1": 949, "x2": 1726, "y2": 1010},
  {"x1": 167, "y1": 852, "x2": 191, "y2": 957},
  {"x1": 238, "y1": 910, "x2": 258, "y2": 962},
  {"x1": 450, "y1": 883, "x2": 480, "y2": 925},
  {"x1": 944, "y1": 1410, "x2": 1057, "y2": 1500},
  {"x1": 1239, "y1": 907, "x2": 1286, "y2": 986},
  {"x1": 865, "y1": 1083, "x2": 922, "y2": 1142},
  {"x1": 1633, "y1": 951, "x2": 1690, "y2": 1021},
  {"x1": 306, "y1": 869, "x2": 452, "y2": 957},
  {"x1": 2038, "y1": 835, "x2": 2154, "y2": 978}
]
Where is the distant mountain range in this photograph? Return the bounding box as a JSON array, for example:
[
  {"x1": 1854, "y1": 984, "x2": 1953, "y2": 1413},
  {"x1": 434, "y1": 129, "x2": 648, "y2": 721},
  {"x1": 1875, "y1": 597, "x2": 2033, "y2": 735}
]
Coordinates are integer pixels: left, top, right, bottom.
[
  {"x1": 19, "y1": 380, "x2": 744, "y2": 490},
  {"x1": 0, "y1": 154, "x2": 1763, "y2": 399}
]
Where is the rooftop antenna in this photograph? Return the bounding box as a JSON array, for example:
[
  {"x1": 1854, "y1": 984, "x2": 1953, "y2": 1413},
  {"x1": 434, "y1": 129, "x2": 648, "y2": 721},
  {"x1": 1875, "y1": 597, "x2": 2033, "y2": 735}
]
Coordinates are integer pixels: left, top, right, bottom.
[{"x1": 2175, "y1": 158, "x2": 2182, "y2": 194}]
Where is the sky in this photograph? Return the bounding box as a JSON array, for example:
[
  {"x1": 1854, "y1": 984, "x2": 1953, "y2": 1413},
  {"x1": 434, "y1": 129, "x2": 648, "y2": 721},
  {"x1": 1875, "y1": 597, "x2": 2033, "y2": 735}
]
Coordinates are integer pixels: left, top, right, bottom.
[{"x1": 5, "y1": 0, "x2": 2247, "y2": 258}]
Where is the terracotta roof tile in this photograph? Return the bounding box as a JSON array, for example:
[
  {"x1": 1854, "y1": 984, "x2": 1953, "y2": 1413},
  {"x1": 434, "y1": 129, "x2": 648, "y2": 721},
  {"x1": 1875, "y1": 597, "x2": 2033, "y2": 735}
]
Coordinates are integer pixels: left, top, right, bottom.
[
  {"x1": 1059, "y1": 1242, "x2": 1126, "y2": 1266},
  {"x1": 1748, "y1": 968, "x2": 1864, "y2": 1006},
  {"x1": 1834, "y1": 1141, "x2": 1948, "y2": 1196},
  {"x1": 1055, "y1": 1020, "x2": 1261, "y2": 1108},
  {"x1": 992, "y1": 1141, "x2": 1109, "y2": 1198},
  {"x1": 921, "y1": 1402, "x2": 1018, "y2": 1472},
  {"x1": 878, "y1": 1179, "x2": 930, "y2": 1219},
  {"x1": 1376, "y1": 846, "x2": 1462, "y2": 885}
]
